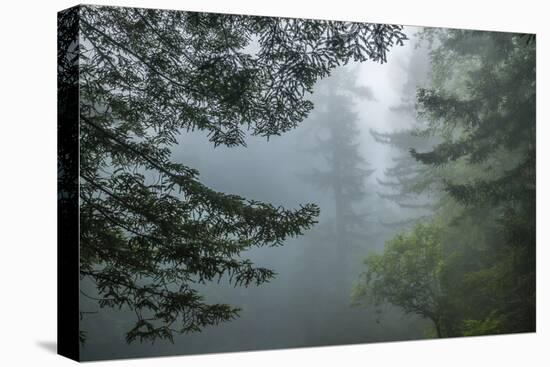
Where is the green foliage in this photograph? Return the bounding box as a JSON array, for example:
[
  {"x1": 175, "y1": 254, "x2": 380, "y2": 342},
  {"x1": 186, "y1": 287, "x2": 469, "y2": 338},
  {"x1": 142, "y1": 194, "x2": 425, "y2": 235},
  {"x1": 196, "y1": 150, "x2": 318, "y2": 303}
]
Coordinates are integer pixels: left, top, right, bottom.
[
  {"x1": 78, "y1": 5, "x2": 406, "y2": 148},
  {"x1": 413, "y1": 31, "x2": 535, "y2": 172},
  {"x1": 356, "y1": 29, "x2": 535, "y2": 339},
  {"x1": 353, "y1": 222, "x2": 457, "y2": 337},
  {"x1": 413, "y1": 30, "x2": 536, "y2": 334},
  {"x1": 63, "y1": 5, "x2": 408, "y2": 344},
  {"x1": 462, "y1": 312, "x2": 505, "y2": 336}
]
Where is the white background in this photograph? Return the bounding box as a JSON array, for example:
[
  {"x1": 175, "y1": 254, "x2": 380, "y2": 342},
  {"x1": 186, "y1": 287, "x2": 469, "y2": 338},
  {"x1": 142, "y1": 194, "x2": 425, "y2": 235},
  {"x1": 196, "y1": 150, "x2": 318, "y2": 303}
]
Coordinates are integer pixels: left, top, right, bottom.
[{"x1": 0, "y1": 0, "x2": 548, "y2": 365}]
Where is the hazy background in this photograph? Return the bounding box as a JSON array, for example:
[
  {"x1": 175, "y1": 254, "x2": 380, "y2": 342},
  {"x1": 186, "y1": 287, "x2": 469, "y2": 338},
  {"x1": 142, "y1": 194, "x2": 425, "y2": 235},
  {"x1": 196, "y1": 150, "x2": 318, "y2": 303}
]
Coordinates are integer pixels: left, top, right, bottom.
[{"x1": 80, "y1": 25, "x2": 435, "y2": 360}]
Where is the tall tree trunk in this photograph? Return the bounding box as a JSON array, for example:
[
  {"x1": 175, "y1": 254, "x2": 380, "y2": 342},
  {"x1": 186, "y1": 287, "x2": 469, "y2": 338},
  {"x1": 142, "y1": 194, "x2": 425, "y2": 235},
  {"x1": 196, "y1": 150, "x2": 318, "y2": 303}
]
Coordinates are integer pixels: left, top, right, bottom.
[{"x1": 332, "y1": 133, "x2": 347, "y2": 290}]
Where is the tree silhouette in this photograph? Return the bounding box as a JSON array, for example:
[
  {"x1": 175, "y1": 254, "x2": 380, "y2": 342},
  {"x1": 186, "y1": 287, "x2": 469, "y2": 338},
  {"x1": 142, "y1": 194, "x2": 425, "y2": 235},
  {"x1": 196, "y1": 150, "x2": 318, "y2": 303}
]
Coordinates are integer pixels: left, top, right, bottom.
[
  {"x1": 59, "y1": 5, "x2": 407, "y2": 343},
  {"x1": 370, "y1": 129, "x2": 436, "y2": 228},
  {"x1": 300, "y1": 69, "x2": 376, "y2": 269},
  {"x1": 292, "y1": 69, "x2": 380, "y2": 344},
  {"x1": 370, "y1": 45, "x2": 436, "y2": 229}
]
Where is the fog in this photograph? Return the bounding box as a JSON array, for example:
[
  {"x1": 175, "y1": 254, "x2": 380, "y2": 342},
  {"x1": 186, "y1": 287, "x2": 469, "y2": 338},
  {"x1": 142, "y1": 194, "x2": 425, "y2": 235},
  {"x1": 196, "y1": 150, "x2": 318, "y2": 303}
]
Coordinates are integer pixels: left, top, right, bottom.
[{"x1": 79, "y1": 25, "x2": 438, "y2": 360}]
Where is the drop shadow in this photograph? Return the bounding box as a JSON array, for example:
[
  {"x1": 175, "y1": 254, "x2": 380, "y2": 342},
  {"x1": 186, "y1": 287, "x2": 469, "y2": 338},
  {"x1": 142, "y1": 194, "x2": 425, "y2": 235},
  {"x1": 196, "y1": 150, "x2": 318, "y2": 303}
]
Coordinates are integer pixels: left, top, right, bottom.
[{"x1": 36, "y1": 340, "x2": 57, "y2": 354}]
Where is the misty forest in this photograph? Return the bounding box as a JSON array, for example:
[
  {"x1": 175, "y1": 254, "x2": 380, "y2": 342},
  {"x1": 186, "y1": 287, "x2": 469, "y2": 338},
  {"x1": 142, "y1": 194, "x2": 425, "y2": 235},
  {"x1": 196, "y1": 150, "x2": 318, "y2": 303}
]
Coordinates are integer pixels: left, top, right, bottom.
[{"x1": 58, "y1": 5, "x2": 535, "y2": 360}]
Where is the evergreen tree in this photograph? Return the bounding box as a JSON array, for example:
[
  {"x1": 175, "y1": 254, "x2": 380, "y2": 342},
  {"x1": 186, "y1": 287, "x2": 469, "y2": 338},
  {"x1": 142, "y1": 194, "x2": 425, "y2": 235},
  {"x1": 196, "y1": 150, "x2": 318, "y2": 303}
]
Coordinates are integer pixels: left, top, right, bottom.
[
  {"x1": 300, "y1": 68, "x2": 376, "y2": 273},
  {"x1": 293, "y1": 68, "x2": 379, "y2": 344},
  {"x1": 59, "y1": 5, "x2": 407, "y2": 343},
  {"x1": 354, "y1": 29, "x2": 535, "y2": 337},
  {"x1": 412, "y1": 30, "x2": 535, "y2": 333},
  {"x1": 370, "y1": 45, "x2": 436, "y2": 229},
  {"x1": 371, "y1": 129, "x2": 436, "y2": 228}
]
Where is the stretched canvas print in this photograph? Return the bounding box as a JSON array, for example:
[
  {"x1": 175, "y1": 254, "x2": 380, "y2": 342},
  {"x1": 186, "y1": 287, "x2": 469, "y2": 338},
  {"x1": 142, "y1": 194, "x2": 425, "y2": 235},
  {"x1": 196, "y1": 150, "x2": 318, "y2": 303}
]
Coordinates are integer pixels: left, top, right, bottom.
[{"x1": 57, "y1": 4, "x2": 536, "y2": 361}]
